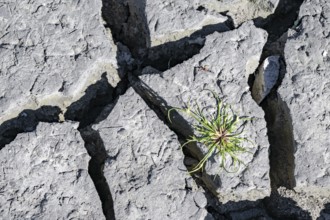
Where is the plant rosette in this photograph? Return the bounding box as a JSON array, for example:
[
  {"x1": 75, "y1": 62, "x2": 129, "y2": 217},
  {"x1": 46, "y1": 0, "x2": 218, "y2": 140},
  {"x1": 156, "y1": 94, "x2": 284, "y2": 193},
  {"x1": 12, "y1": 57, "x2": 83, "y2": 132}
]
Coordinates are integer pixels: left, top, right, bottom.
[{"x1": 168, "y1": 90, "x2": 254, "y2": 174}]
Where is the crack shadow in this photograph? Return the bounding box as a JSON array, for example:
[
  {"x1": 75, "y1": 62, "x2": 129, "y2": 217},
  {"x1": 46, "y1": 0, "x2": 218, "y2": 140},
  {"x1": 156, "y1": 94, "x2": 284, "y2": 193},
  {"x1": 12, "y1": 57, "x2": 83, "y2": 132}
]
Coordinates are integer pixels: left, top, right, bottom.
[
  {"x1": 264, "y1": 191, "x2": 312, "y2": 220},
  {"x1": 247, "y1": 0, "x2": 308, "y2": 218},
  {"x1": 64, "y1": 68, "x2": 124, "y2": 220},
  {"x1": 102, "y1": 0, "x2": 149, "y2": 57},
  {"x1": 318, "y1": 203, "x2": 330, "y2": 220},
  {"x1": 249, "y1": 0, "x2": 303, "y2": 199},
  {"x1": 249, "y1": 0, "x2": 304, "y2": 87},
  {"x1": 64, "y1": 73, "x2": 115, "y2": 129},
  {"x1": 260, "y1": 92, "x2": 295, "y2": 189},
  {"x1": 254, "y1": 0, "x2": 304, "y2": 45},
  {"x1": 79, "y1": 127, "x2": 116, "y2": 220},
  {"x1": 102, "y1": 0, "x2": 231, "y2": 72},
  {"x1": 0, "y1": 106, "x2": 61, "y2": 150},
  {"x1": 142, "y1": 22, "x2": 230, "y2": 71}
]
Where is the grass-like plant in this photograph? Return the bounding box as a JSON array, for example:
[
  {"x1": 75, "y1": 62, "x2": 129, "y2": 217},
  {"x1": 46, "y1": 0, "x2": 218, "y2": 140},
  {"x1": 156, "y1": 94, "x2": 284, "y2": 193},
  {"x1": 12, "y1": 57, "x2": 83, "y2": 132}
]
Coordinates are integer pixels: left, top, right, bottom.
[{"x1": 168, "y1": 91, "x2": 253, "y2": 173}]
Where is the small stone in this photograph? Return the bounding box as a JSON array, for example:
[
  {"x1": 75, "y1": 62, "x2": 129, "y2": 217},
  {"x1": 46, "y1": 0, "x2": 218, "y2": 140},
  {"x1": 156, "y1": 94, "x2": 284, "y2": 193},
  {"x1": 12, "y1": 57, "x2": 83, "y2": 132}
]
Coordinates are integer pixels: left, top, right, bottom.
[{"x1": 252, "y1": 56, "x2": 280, "y2": 104}]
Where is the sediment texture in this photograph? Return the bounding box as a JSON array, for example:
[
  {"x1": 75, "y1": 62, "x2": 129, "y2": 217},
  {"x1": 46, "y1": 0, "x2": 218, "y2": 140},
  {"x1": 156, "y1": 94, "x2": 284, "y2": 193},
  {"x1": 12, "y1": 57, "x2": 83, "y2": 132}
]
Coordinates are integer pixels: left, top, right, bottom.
[
  {"x1": 0, "y1": 122, "x2": 104, "y2": 219},
  {"x1": 94, "y1": 88, "x2": 211, "y2": 220},
  {"x1": 0, "y1": 0, "x2": 119, "y2": 124},
  {"x1": 1, "y1": 0, "x2": 330, "y2": 219}
]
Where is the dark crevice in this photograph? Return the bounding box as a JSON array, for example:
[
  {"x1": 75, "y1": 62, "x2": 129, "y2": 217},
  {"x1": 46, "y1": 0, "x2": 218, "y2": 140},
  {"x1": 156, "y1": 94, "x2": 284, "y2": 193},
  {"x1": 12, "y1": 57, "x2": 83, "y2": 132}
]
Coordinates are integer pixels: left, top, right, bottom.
[
  {"x1": 64, "y1": 73, "x2": 115, "y2": 128},
  {"x1": 79, "y1": 127, "x2": 116, "y2": 220},
  {"x1": 249, "y1": 0, "x2": 306, "y2": 218},
  {"x1": 64, "y1": 73, "x2": 128, "y2": 129},
  {"x1": 260, "y1": 92, "x2": 295, "y2": 189},
  {"x1": 252, "y1": 0, "x2": 304, "y2": 71},
  {"x1": 64, "y1": 79, "x2": 121, "y2": 220},
  {"x1": 207, "y1": 206, "x2": 228, "y2": 220},
  {"x1": 254, "y1": 0, "x2": 304, "y2": 59},
  {"x1": 129, "y1": 74, "x2": 201, "y2": 159},
  {"x1": 0, "y1": 106, "x2": 61, "y2": 150},
  {"x1": 219, "y1": 12, "x2": 235, "y2": 30},
  {"x1": 63, "y1": 88, "x2": 124, "y2": 220},
  {"x1": 263, "y1": 190, "x2": 312, "y2": 220},
  {"x1": 250, "y1": 0, "x2": 303, "y2": 189},
  {"x1": 102, "y1": 0, "x2": 149, "y2": 57},
  {"x1": 318, "y1": 203, "x2": 330, "y2": 219},
  {"x1": 63, "y1": 59, "x2": 128, "y2": 220},
  {"x1": 142, "y1": 22, "x2": 230, "y2": 71},
  {"x1": 196, "y1": 6, "x2": 206, "y2": 12}
]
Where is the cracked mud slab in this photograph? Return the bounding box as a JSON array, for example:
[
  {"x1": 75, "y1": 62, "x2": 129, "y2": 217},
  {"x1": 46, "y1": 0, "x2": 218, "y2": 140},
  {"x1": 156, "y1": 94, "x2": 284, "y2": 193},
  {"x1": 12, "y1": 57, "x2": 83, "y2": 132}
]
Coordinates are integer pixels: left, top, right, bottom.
[
  {"x1": 93, "y1": 88, "x2": 211, "y2": 220},
  {"x1": 134, "y1": 21, "x2": 270, "y2": 204},
  {"x1": 0, "y1": 122, "x2": 104, "y2": 219},
  {"x1": 0, "y1": 0, "x2": 120, "y2": 124}
]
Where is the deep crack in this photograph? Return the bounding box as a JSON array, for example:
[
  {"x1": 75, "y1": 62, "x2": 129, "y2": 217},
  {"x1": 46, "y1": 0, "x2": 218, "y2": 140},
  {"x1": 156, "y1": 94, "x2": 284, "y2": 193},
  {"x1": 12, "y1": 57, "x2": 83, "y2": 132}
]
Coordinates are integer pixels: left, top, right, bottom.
[
  {"x1": 79, "y1": 127, "x2": 116, "y2": 220},
  {"x1": 63, "y1": 68, "x2": 124, "y2": 220},
  {"x1": 102, "y1": 0, "x2": 232, "y2": 72},
  {"x1": 141, "y1": 22, "x2": 230, "y2": 71},
  {"x1": 0, "y1": 106, "x2": 61, "y2": 150},
  {"x1": 250, "y1": 0, "x2": 307, "y2": 218},
  {"x1": 251, "y1": 0, "x2": 303, "y2": 190},
  {"x1": 260, "y1": 92, "x2": 295, "y2": 189},
  {"x1": 254, "y1": 0, "x2": 304, "y2": 55},
  {"x1": 64, "y1": 72, "x2": 128, "y2": 129}
]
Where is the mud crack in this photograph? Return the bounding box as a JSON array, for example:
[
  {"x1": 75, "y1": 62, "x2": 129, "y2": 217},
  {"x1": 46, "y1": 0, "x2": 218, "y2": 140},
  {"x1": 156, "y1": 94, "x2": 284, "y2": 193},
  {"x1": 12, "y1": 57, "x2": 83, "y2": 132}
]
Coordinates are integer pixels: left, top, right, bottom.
[
  {"x1": 63, "y1": 68, "x2": 126, "y2": 220},
  {"x1": 101, "y1": 0, "x2": 233, "y2": 72},
  {"x1": 79, "y1": 127, "x2": 116, "y2": 220},
  {"x1": 0, "y1": 106, "x2": 61, "y2": 150},
  {"x1": 250, "y1": 0, "x2": 310, "y2": 218},
  {"x1": 250, "y1": 0, "x2": 304, "y2": 190}
]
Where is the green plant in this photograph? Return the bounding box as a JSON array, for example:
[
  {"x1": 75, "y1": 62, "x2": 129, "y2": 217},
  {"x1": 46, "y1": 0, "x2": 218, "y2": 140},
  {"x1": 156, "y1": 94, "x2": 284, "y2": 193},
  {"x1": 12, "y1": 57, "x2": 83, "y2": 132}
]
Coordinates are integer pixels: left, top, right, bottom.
[{"x1": 168, "y1": 91, "x2": 253, "y2": 173}]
